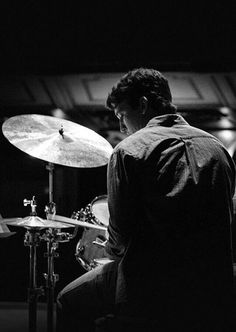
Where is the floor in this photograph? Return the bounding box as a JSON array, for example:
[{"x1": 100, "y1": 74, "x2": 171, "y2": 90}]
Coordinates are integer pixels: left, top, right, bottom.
[{"x1": 0, "y1": 301, "x2": 56, "y2": 332}]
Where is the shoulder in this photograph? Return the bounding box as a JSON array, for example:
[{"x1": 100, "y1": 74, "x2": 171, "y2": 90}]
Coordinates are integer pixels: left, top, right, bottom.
[{"x1": 112, "y1": 129, "x2": 148, "y2": 159}]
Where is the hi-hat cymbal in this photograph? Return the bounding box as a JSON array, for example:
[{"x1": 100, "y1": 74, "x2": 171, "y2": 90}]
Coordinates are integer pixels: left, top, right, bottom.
[
  {"x1": 3, "y1": 216, "x2": 73, "y2": 229},
  {"x1": 2, "y1": 114, "x2": 113, "y2": 168}
]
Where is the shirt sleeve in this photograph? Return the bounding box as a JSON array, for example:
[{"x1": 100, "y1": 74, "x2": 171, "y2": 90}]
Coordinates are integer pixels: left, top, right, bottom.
[{"x1": 105, "y1": 147, "x2": 139, "y2": 259}]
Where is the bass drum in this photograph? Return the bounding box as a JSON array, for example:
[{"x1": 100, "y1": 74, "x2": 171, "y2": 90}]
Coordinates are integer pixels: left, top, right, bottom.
[{"x1": 75, "y1": 195, "x2": 112, "y2": 271}]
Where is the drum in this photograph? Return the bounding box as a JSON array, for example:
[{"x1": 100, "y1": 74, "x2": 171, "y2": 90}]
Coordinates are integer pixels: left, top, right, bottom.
[{"x1": 75, "y1": 195, "x2": 112, "y2": 271}]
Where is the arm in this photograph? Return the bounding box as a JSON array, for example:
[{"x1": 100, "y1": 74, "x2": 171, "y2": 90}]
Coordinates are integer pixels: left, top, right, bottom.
[{"x1": 105, "y1": 147, "x2": 138, "y2": 259}]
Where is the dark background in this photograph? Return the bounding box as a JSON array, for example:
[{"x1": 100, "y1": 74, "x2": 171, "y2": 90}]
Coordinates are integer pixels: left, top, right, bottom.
[
  {"x1": 0, "y1": 2, "x2": 235, "y2": 75},
  {"x1": 0, "y1": 2, "x2": 236, "y2": 302}
]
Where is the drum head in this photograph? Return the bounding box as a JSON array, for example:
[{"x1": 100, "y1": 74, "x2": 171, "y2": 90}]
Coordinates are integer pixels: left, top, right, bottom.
[{"x1": 91, "y1": 195, "x2": 109, "y2": 226}]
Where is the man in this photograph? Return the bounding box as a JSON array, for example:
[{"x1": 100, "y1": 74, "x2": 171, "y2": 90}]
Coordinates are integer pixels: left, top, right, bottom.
[{"x1": 57, "y1": 68, "x2": 235, "y2": 331}]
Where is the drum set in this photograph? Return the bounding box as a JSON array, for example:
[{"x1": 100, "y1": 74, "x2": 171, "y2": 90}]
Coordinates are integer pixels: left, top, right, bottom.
[{"x1": 0, "y1": 114, "x2": 113, "y2": 332}]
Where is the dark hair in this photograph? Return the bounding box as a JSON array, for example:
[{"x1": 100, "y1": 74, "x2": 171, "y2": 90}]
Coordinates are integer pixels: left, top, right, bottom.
[{"x1": 106, "y1": 68, "x2": 177, "y2": 115}]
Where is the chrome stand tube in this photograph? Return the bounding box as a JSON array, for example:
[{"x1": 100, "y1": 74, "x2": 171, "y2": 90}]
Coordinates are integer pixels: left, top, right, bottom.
[{"x1": 25, "y1": 230, "x2": 44, "y2": 332}]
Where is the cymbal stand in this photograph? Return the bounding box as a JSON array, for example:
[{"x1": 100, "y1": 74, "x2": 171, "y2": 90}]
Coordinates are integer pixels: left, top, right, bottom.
[
  {"x1": 44, "y1": 162, "x2": 57, "y2": 332},
  {"x1": 24, "y1": 197, "x2": 44, "y2": 332},
  {"x1": 42, "y1": 229, "x2": 72, "y2": 332},
  {"x1": 44, "y1": 161, "x2": 73, "y2": 332},
  {"x1": 45, "y1": 162, "x2": 56, "y2": 219},
  {"x1": 43, "y1": 229, "x2": 59, "y2": 332}
]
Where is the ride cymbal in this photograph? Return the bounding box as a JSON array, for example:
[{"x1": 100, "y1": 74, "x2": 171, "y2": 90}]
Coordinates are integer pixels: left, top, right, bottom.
[{"x1": 2, "y1": 114, "x2": 113, "y2": 168}]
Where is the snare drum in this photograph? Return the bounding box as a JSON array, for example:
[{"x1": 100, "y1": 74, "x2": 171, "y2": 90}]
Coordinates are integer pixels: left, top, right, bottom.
[{"x1": 75, "y1": 195, "x2": 112, "y2": 271}]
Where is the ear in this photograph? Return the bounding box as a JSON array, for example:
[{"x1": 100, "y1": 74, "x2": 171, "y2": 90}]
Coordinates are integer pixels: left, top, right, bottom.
[{"x1": 139, "y1": 96, "x2": 148, "y2": 115}]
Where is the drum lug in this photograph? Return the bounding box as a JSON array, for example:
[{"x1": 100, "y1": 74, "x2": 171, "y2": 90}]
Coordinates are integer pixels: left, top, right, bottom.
[{"x1": 76, "y1": 245, "x2": 85, "y2": 255}]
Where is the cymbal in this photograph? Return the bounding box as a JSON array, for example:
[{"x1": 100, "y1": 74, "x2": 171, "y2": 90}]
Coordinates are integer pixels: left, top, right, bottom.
[
  {"x1": 2, "y1": 216, "x2": 74, "y2": 229},
  {"x1": 48, "y1": 214, "x2": 107, "y2": 230},
  {"x1": 0, "y1": 220, "x2": 16, "y2": 238},
  {"x1": 0, "y1": 232, "x2": 16, "y2": 238},
  {"x1": 2, "y1": 114, "x2": 113, "y2": 168}
]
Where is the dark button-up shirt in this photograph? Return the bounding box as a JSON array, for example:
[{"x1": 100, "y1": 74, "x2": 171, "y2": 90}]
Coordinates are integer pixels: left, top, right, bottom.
[{"x1": 105, "y1": 114, "x2": 235, "y2": 317}]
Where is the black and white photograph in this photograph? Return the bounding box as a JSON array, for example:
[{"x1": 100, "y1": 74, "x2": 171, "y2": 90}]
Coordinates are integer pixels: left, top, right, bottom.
[{"x1": 0, "y1": 2, "x2": 236, "y2": 331}]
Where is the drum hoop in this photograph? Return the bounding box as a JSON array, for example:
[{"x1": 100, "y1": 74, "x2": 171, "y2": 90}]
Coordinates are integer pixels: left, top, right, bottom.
[
  {"x1": 90, "y1": 195, "x2": 108, "y2": 227},
  {"x1": 91, "y1": 195, "x2": 108, "y2": 207}
]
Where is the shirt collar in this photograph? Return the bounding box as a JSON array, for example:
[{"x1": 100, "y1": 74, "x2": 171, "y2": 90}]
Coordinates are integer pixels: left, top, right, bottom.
[{"x1": 146, "y1": 113, "x2": 189, "y2": 128}]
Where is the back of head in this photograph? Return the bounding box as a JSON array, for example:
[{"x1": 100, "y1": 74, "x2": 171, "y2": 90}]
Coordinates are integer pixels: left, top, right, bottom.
[{"x1": 106, "y1": 68, "x2": 177, "y2": 115}]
